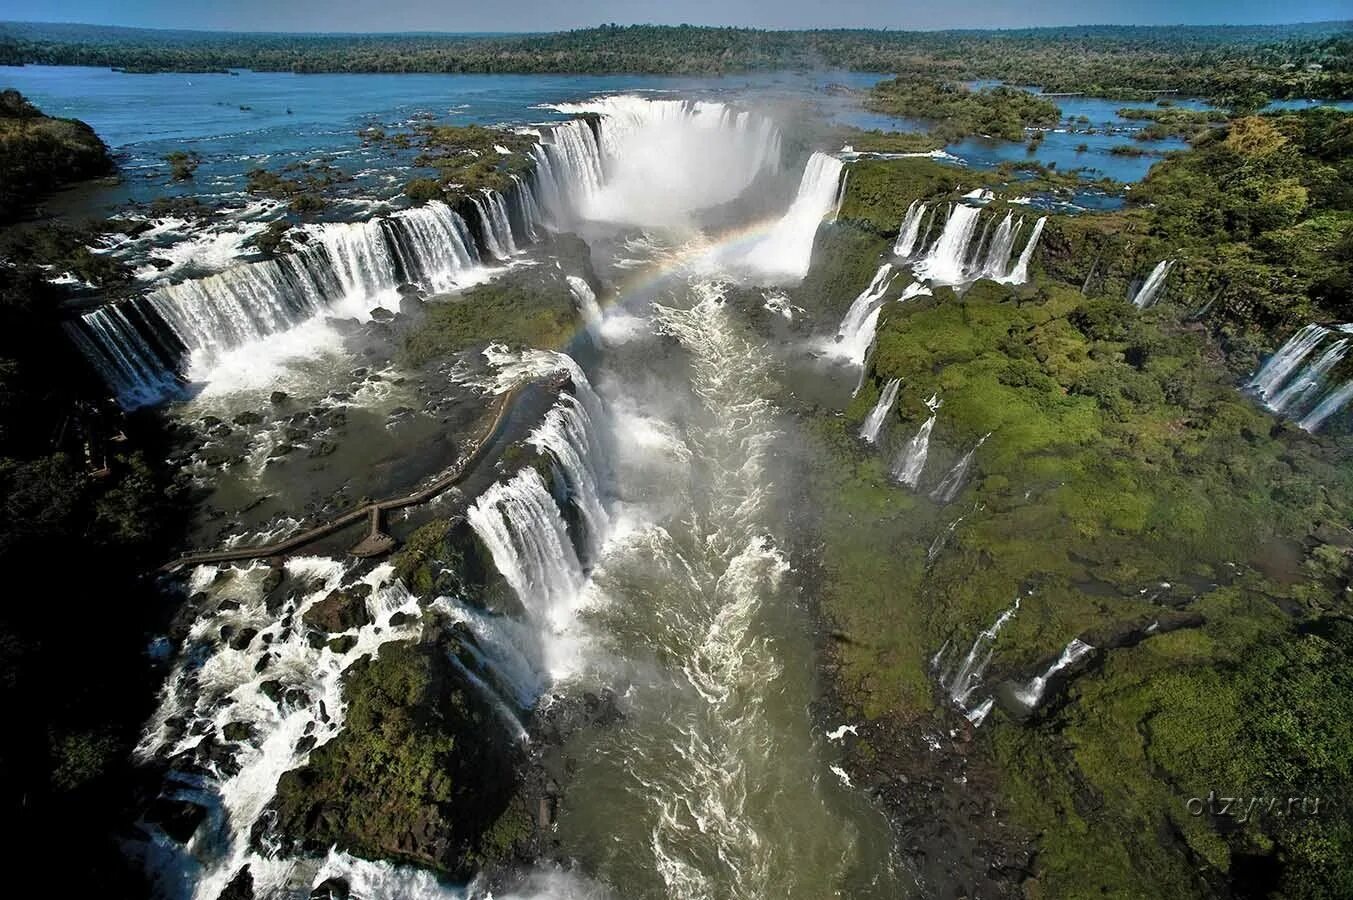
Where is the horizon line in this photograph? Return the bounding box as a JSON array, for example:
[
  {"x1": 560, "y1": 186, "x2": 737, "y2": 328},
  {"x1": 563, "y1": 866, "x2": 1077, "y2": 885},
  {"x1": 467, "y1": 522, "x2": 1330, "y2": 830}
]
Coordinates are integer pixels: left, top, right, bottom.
[{"x1": 3, "y1": 18, "x2": 1351, "y2": 39}]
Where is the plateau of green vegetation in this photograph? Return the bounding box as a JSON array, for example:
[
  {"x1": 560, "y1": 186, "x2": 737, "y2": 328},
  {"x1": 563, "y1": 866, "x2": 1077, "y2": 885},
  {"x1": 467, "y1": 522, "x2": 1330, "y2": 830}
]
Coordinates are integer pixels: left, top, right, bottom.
[
  {"x1": 791, "y1": 108, "x2": 1353, "y2": 896},
  {"x1": 398, "y1": 235, "x2": 593, "y2": 368},
  {"x1": 865, "y1": 78, "x2": 1062, "y2": 141}
]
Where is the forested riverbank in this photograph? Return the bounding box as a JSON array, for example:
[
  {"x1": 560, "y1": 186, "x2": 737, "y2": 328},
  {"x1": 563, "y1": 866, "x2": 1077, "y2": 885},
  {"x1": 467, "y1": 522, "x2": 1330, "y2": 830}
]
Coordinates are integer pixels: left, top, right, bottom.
[
  {"x1": 2, "y1": 20, "x2": 1351, "y2": 100},
  {"x1": 774, "y1": 104, "x2": 1353, "y2": 897}
]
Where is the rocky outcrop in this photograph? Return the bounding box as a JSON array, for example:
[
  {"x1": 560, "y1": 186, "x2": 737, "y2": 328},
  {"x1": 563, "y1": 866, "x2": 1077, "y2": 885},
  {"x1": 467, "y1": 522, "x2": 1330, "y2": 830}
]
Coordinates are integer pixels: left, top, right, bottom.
[
  {"x1": 260, "y1": 640, "x2": 527, "y2": 879},
  {"x1": 0, "y1": 90, "x2": 114, "y2": 221}
]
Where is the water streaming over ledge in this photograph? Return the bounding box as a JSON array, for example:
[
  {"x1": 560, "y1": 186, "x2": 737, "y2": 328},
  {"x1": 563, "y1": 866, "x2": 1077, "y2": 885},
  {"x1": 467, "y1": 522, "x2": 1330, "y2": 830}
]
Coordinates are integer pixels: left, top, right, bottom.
[{"x1": 1249, "y1": 322, "x2": 1353, "y2": 432}]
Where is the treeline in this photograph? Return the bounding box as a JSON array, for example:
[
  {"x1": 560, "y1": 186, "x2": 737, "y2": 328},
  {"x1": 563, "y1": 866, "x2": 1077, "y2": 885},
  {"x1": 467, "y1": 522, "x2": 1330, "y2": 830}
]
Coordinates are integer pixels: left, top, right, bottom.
[{"x1": 1, "y1": 21, "x2": 1350, "y2": 100}]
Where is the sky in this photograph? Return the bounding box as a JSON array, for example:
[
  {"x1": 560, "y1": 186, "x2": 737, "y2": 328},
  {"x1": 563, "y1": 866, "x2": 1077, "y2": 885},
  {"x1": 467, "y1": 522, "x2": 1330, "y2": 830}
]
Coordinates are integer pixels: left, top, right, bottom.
[{"x1": 0, "y1": 0, "x2": 1348, "y2": 33}]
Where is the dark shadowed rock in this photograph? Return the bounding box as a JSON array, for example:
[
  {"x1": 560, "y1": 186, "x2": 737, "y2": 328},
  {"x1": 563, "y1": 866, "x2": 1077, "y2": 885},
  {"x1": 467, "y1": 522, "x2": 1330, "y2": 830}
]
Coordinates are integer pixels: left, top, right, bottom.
[{"x1": 302, "y1": 588, "x2": 372, "y2": 633}]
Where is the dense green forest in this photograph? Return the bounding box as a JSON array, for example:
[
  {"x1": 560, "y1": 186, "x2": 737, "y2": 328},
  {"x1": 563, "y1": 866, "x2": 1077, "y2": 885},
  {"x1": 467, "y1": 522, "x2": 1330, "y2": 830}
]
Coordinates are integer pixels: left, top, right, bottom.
[{"x1": 1, "y1": 21, "x2": 1350, "y2": 100}]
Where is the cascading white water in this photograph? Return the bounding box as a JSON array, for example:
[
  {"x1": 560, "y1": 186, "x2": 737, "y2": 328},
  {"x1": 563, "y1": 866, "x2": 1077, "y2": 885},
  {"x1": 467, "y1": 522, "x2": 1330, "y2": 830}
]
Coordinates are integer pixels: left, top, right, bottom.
[
  {"x1": 892, "y1": 200, "x2": 927, "y2": 258},
  {"x1": 891, "y1": 395, "x2": 941, "y2": 488},
  {"x1": 1249, "y1": 323, "x2": 1353, "y2": 431},
  {"x1": 944, "y1": 597, "x2": 1021, "y2": 725},
  {"x1": 474, "y1": 192, "x2": 518, "y2": 260},
  {"x1": 527, "y1": 393, "x2": 610, "y2": 559},
  {"x1": 566, "y1": 275, "x2": 603, "y2": 339},
  {"x1": 1300, "y1": 380, "x2": 1353, "y2": 432},
  {"x1": 715, "y1": 151, "x2": 844, "y2": 282},
  {"x1": 548, "y1": 96, "x2": 782, "y2": 226},
  {"x1": 1009, "y1": 638, "x2": 1095, "y2": 711},
  {"x1": 914, "y1": 204, "x2": 982, "y2": 285},
  {"x1": 929, "y1": 432, "x2": 990, "y2": 503},
  {"x1": 64, "y1": 307, "x2": 181, "y2": 407},
  {"x1": 135, "y1": 559, "x2": 425, "y2": 900},
  {"x1": 1269, "y1": 339, "x2": 1349, "y2": 414},
  {"x1": 1251, "y1": 324, "x2": 1329, "y2": 399},
  {"x1": 980, "y1": 212, "x2": 1019, "y2": 279},
  {"x1": 72, "y1": 200, "x2": 488, "y2": 404},
  {"x1": 859, "y1": 378, "x2": 901, "y2": 444},
  {"x1": 466, "y1": 467, "x2": 589, "y2": 679},
  {"x1": 833, "y1": 264, "x2": 895, "y2": 363},
  {"x1": 1004, "y1": 216, "x2": 1046, "y2": 284},
  {"x1": 1131, "y1": 259, "x2": 1175, "y2": 308}
]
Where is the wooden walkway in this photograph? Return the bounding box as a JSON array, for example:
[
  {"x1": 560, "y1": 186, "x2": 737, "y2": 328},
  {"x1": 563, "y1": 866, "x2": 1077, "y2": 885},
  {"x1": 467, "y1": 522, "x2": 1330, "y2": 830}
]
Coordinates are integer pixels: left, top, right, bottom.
[{"x1": 160, "y1": 378, "x2": 548, "y2": 573}]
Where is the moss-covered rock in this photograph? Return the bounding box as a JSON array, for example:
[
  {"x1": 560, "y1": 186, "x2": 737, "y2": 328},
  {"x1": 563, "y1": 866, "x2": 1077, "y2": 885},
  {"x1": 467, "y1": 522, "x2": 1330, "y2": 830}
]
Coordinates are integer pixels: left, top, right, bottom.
[{"x1": 263, "y1": 640, "x2": 527, "y2": 877}]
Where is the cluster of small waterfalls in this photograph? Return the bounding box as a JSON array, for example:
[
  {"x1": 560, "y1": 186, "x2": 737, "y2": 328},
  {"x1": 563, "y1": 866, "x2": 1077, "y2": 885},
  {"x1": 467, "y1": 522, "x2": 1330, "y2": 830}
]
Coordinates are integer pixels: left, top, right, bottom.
[
  {"x1": 894, "y1": 199, "x2": 1046, "y2": 287},
  {"x1": 1250, "y1": 322, "x2": 1353, "y2": 432}
]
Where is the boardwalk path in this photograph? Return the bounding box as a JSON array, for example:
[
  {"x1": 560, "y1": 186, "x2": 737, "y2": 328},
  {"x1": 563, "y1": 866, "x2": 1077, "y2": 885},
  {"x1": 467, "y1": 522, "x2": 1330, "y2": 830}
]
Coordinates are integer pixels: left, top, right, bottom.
[{"x1": 161, "y1": 377, "x2": 548, "y2": 573}]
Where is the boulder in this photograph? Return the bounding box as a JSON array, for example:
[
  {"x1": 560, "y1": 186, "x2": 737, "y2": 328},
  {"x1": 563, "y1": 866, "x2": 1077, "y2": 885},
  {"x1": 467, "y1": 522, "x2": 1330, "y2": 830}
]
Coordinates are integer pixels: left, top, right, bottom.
[
  {"x1": 218, "y1": 866, "x2": 253, "y2": 900},
  {"x1": 369, "y1": 307, "x2": 395, "y2": 323},
  {"x1": 223, "y1": 721, "x2": 254, "y2": 743},
  {"x1": 328, "y1": 635, "x2": 357, "y2": 654},
  {"x1": 269, "y1": 391, "x2": 289, "y2": 405},
  {"x1": 228, "y1": 627, "x2": 259, "y2": 651},
  {"x1": 232, "y1": 411, "x2": 264, "y2": 426},
  {"x1": 302, "y1": 588, "x2": 372, "y2": 633}
]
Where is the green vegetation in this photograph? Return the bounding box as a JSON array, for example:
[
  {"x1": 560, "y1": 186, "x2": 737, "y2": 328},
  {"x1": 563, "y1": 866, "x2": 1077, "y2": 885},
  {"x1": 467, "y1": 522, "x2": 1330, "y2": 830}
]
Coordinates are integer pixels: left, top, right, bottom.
[
  {"x1": 398, "y1": 237, "x2": 591, "y2": 368},
  {"x1": 267, "y1": 641, "x2": 527, "y2": 876},
  {"x1": 0, "y1": 89, "x2": 113, "y2": 220},
  {"x1": 2, "y1": 21, "x2": 1350, "y2": 100},
  {"x1": 405, "y1": 123, "x2": 536, "y2": 199},
  {"x1": 866, "y1": 78, "x2": 1061, "y2": 141},
  {"x1": 794, "y1": 110, "x2": 1353, "y2": 894},
  {"x1": 245, "y1": 159, "x2": 349, "y2": 214},
  {"x1": 162, "y1": 149, "x2": 200, "y2": 181}
]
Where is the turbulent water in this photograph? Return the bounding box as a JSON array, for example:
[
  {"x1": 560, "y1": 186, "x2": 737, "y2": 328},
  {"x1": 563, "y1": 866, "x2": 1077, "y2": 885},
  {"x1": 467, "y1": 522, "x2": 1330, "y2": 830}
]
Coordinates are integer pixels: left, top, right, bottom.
[{"x1": 121, "y1": 94, "x2": 908, "y2": 900}]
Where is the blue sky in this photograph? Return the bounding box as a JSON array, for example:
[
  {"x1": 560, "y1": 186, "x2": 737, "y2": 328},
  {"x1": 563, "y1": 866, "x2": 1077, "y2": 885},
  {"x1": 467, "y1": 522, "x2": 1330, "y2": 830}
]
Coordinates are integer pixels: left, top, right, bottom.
[{"x1": 1, "y1": 0, "x2": 1348, "y2": 32}]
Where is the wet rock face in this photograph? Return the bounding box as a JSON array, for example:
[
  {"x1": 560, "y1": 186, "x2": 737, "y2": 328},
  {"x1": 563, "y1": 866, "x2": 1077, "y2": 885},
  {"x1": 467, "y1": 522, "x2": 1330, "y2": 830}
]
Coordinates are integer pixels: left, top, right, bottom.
[
  {"x1": 259, "y1": 640, "x2": 525, "y2": 879},
  {"x1": 301, "y1": 588, "x2": 372, "y2": 634}
]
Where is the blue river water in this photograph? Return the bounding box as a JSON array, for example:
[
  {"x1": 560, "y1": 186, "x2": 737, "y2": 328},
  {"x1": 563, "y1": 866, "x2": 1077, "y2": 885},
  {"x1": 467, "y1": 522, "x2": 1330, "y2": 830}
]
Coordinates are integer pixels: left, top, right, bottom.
[{"x1": 3, "y1": 64, "x2": 1347, "y2": 220}]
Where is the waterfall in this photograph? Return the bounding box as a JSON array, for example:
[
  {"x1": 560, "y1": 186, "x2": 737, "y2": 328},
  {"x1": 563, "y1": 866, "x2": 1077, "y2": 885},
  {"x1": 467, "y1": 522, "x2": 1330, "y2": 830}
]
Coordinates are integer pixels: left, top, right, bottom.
[
  {"x1": 1300, "y1": 381, "x2": 1353, "y2": 432},
  {"x1": 1249, "y1": 323, "x2": 1353, "y2": 431},
  {"x1": 833, "y1": 264, "x2": 895, "y2": 363},
  {"x1": 914, "y1": 204, "x2": 982, "y2": 285},
  {"x1": 892, "y1": 200, "x2": 927, "y2": 258},
  {"x1": 1131, "y1": 259, "x2": 1175, "y2": 308},
  {"x1": 891, "y1": 395, "x2": 941, "y2": 488},
  {"x1": 859, "y1": 379, "x2": 902, "y2": 444},
  {"x1": 467, "y1": 466, "x2": 586, "y2": 631},
  {"x1": 1269, "y1": 339, "x2": 1348, "y2": 414},
  {"x1": 511, "y1": 174, "x2": 541, "y2": 242},
  {"x1": 929, "y1": 432, "x2": 990, "y2": 503},
  {"x1": 543, "y1": 95, "x2": 782, "y2": 226},
  {"x1": 566, "y1": 275, "x2": 603, "y2": 339},
  {"x1": 67, "y1": 200, "x2": 487, "y2": 405},
  {"x1": 718, "y1": 151, "x2": 844, "y2": 282},
  {"x1": 1004, "y1": 216, "x2": 1046, "y2": 285},
  {"x1": 1251, "y1": 324, "x2": 1329, "y2": 399},
  {"x1": 979, "y1": 213, "x2": 1016, "y2": 278},
  {"x1": 526, "y1": 392, "x2": 610, "y2": 559},
  {"x1": 1009, "y1": 638, "x2": 1095, "y2": 711},
  {"x1": 474, "y1": 191, "x2": 518, "y2": 260},
  {"x1": 926, "y1": 512, "x2": 968, "y2": 565},
  {"x1": 945, "y1": 597, "x2": 1021, "y2": 725},
  {"x1": 63, "y1": 306, "x2": 183, "y2": 407}
]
